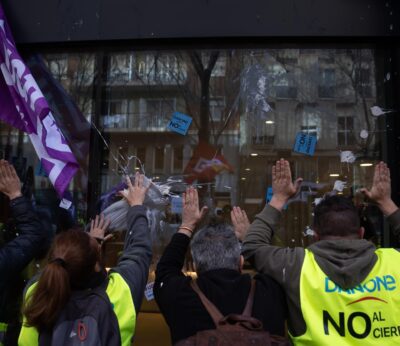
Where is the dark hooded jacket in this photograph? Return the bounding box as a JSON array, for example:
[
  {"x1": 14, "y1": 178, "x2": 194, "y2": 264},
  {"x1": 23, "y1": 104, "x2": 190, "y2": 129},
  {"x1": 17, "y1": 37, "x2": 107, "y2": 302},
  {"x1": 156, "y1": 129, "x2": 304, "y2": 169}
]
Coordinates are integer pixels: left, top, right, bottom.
[
  {"x1": 242, "y1": 204, "x2": 400, "y2": 337},
  {"x1": 0, "y1": 196, "x2": 48, "y2": 344}
]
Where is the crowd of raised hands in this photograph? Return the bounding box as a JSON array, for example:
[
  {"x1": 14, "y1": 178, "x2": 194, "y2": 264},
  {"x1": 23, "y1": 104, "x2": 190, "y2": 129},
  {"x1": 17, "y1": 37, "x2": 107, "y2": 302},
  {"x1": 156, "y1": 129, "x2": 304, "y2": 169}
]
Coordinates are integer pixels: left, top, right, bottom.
[
  {"x1": 0, "y1": 161, "x2": 250, "y2": 252},
  {"x1": 1, "y1": 157, "x2": 395, "y2": 244},
  {"x1": 99, "y1": 173, "x2": 251, "y2": 244},
  {"x1": 178, "y1": 186, "x2": 250, "y2": 241},
  {"x1": 176, "y1": 159, "x2": 400, "y2": 255},
  {"x1": 1, "y1": 156, "x2": 398, "y2": 345},
  {"x1": 268, "y1": 158, "x2": 397, "y2": 216},
  {"x1": 176, "y1": 158, "x2": 397, "y2": 241}
]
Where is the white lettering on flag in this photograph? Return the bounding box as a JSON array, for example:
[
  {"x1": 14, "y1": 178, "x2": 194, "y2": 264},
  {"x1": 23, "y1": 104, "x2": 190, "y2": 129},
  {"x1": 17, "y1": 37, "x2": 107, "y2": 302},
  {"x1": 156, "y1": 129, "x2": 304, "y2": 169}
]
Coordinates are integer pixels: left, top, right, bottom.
[{"x1": 0, "y1": 9, "x2": 78, "y2": 198}]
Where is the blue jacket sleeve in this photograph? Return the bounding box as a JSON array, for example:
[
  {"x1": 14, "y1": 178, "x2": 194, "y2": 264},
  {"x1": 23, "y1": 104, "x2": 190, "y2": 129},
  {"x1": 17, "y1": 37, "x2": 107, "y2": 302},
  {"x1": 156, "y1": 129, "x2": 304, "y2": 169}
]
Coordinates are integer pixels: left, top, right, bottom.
[
  {"x1": 0, "y1": 196, "x2": 47, "y2": 279},
  {"x1": 111, "y1": 205, "x2": 152, "y2": 312}
]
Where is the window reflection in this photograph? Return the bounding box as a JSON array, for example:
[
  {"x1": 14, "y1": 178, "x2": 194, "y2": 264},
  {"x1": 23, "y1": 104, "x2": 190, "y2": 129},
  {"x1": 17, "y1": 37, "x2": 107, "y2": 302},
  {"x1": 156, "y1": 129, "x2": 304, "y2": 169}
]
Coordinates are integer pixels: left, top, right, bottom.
[
  {"x1": 0, "y1": 48, "x2": 387, "y2": 275},
  {"x1": 96, "y1": 49, "x2": 384, "y2": 256}
]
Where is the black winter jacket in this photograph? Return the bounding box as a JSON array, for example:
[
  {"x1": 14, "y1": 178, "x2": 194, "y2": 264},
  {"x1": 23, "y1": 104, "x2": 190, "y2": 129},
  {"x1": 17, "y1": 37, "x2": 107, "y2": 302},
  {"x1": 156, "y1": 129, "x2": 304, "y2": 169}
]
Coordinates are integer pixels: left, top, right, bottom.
[
  {"x1": 0, "y1": 196, "x2": 48, "y2": 343},
  {"x1": 154, "y1": 232, "x2": 287, "y2": 344}
]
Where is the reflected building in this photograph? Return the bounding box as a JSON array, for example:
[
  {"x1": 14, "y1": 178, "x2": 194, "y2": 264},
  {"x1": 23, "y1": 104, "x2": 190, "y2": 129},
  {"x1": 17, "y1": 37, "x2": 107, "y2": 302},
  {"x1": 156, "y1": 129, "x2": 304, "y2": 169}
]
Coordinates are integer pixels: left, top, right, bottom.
[{"x1": 0, "y1": 48, "x2": 382, "y2": 248}]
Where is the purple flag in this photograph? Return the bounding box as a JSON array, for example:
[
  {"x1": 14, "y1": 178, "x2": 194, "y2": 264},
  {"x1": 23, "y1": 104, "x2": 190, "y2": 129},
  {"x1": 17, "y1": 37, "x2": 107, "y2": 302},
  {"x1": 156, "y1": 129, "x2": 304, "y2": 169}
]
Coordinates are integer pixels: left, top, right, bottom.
[
  {"x1": 0, "y1": 4, "x2": 78, "y2": 198},
  {"x1": 27, "y1": 55, "x2": 91, "y2": 171}
]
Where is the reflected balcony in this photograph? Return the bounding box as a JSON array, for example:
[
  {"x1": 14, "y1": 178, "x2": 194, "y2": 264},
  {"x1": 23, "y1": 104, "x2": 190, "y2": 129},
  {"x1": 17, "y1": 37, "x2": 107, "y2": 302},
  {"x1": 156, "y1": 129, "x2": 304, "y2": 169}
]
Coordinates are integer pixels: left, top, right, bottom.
[{"x1": 101, "y1": 113, "x2": 169, "y2": 132}]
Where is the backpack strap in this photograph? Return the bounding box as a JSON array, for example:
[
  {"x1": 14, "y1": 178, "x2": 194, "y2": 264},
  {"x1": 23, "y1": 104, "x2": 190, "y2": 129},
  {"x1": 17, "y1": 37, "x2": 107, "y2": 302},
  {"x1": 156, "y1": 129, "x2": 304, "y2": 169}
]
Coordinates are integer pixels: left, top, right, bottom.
[
  {"x1": 190, "y1": 278, "x2": 257, "y2": 326},
  {"x1": 241, "y1": 279, "x2": 256, "y2": 317},
  {"x1": 190, "y1": 280, "x2": 224, "y2": 327}
]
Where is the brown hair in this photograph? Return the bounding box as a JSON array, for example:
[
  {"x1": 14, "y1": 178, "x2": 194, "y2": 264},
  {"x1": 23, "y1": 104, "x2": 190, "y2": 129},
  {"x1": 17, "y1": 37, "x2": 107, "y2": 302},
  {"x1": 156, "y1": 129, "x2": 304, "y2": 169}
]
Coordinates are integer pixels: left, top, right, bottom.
[{"x1": 23, "y1": 229, "x2": 100, "y2": 331}]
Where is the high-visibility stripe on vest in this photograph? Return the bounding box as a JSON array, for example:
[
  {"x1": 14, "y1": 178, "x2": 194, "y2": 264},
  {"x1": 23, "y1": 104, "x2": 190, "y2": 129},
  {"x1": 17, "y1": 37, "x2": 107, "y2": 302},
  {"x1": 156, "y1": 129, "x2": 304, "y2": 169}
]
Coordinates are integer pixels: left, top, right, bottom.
[
  {"x1": 18, "y1": 272, "x2": 136, "y2": 346},
  {"x1": 291, "y1": 248, "x2": 400, "y2": 346}
]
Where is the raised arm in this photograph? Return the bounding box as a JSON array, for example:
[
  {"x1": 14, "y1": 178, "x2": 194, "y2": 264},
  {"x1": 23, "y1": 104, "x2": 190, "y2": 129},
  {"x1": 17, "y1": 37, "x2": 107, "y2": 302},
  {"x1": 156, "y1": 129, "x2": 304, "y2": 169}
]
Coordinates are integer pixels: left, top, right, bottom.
[
  {"x1": 360, "y1": 161, "x2": 400, "y2": 238},
  {"x1": 242, "y1": 159, "x2": 304, "y2": 284},
  {"x1": 155, "y1": 187, "x2": 207, "y2": 284},
  {"x1": 112, "y1": 173, "x2": 152, "y2": 311},
  {"x1": 0, "y1": 160, "x2": 47, "y2": 278},
  {"x1": 154, "y1": 187, "x2": 207, "y2": 311}
]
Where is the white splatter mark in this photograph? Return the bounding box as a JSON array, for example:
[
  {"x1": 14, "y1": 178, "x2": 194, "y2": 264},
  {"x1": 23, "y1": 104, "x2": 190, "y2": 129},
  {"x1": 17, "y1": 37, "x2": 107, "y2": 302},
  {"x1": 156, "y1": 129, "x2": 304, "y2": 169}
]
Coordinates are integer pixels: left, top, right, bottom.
[
  {"x1": 340, "y1": 151, "x2": 356, "y2": 163},
  {"x1": 314, "y1": 197, "x2": 323, "y2": 206},
  {"x1": 370, "y1": 106, "x2": 395, "y2": 117},
  {"x1": 371, "y1": 106, "x2": 384, "y2": 116},
  {"x1": 360, "y1": 129, "x2": 369, "y2": 139},
  {"x1": 303, "y1": 226, "x2": 315, "y2": 237},
  {"x1": 333, "y1": 180, "x2": 347, "y2": 192},
  {"x1": 60, "y1": 198, "x2": 72, "y2": 210},
  {"x1": 390, "y1": 24, "x2": 394, "y2": 31},
  {"x1": 386, "y1": 72, "x2": 391, "y2": 81}
]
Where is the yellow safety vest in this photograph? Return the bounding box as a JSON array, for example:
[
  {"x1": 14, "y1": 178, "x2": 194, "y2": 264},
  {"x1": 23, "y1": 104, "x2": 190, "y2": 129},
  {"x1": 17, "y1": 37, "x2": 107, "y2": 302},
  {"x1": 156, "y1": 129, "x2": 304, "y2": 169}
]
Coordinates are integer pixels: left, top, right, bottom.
[
  {"x1": 291, "y1": 248, "x2": 400, "y2": 346},
  {"x1": 0, "y1": 322, "x2": 7, "y2": 346},
  {"x1": 18, "y1": 272, "x2": 136, "y2": 346}
]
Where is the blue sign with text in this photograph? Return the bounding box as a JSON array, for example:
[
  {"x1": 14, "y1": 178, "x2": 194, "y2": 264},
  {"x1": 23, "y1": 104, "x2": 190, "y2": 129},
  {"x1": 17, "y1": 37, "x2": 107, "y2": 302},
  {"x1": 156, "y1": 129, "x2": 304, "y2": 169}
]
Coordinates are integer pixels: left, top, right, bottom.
[
  {"x1": 168, "y1": 112, "x2": 192, "y2": 135},
  {"x1": 293, "y1": 132, "x2": 317, "y2": 156}
]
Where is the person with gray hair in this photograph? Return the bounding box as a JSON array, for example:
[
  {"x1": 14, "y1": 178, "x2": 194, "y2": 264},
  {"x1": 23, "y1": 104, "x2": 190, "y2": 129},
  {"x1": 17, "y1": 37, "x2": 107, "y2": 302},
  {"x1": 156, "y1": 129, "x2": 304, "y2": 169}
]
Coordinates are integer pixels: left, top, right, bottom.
[
  {"x1": 154, "y1": 187, "x2": 287, "y2": 344},
  {"x1": 190, "y1": 224, "x2": 242, "y2": 273}
]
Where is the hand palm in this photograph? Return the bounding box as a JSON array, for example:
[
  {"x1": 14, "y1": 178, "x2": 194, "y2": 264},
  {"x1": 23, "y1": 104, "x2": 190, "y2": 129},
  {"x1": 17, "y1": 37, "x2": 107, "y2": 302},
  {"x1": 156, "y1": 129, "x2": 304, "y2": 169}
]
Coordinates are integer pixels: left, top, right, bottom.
[
  {"x1": 368, "y1": 182, "x2": 389, "y2": 201},
  {"x1": 273, "y1": 161, "x2": 300, "y2": 198},
  {"x1": 361, "y1": 162, "x2": 391, "y2": 203},
  {"x1": 182, "y1": 188, "x2": 208, "y2": 228}
]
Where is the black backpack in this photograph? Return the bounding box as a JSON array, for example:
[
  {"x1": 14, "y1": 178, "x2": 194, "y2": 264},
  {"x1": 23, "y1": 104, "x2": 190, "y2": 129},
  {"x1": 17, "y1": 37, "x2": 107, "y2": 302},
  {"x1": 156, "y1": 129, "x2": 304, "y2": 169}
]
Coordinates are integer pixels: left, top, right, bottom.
[
  {"x1": 39, "y1": 279, "x2": 121, "y2": 346},
  {"x1": 176, "y1": 280, "x2": 290, "y2": 346}
]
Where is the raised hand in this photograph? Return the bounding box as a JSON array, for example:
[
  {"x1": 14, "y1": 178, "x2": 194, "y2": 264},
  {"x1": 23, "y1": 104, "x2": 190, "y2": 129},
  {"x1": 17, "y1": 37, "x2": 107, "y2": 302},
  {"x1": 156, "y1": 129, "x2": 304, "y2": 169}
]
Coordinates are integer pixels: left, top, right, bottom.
[
  {"x1": 90, "y1": 214, "x2": 112, "y2": 244},
  {"x1": 0, "y1": 160, "x2": 22, "y2": 200},
  {"x1": 270, "y1": 158, "x2": 303, "y2": 211},
  {"x1": 180, "y1": 187, "x2": 208, "y2": 234},
  {"x1": 119, "y1": 172, "x2": 149, "y2": 207},
  {"x1": 231, "y1": 206, "x2": 250, "y2": 242},
  {"x1": 360, "y1": 162, "x2": 397, "y2": 215}
]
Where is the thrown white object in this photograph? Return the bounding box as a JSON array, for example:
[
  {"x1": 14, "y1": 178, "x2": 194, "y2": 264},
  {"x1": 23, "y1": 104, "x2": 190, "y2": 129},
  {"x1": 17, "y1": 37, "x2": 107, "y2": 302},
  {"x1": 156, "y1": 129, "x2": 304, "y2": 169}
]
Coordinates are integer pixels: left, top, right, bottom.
[
  {"x1": 59, "y1": 198, "x2": 72, "y2": 210},
  {"x1": 370, "y1": 106, "x2": 395, "y2": 117},
  {"x1": 102, "y1": 199, "x2": 129, "y2": 230},
  {"x1": 314, "y1": 197, "x2": 323, "y2": 206},
  {"x1": 333, "y1": 180, "x2": 347, "y2": 192},
  {"x1": 359, "y1": 129, "x2": 369, "y2": 139},
  {"x1": 102, "y1": 174, "x2": 169, "y2": 231},
  {"x1": 304, "y1": 226, "x2": 316, "y2": 237},
  {"x1": 340, "y1": 151, "x2": 356, "y2": 163}
]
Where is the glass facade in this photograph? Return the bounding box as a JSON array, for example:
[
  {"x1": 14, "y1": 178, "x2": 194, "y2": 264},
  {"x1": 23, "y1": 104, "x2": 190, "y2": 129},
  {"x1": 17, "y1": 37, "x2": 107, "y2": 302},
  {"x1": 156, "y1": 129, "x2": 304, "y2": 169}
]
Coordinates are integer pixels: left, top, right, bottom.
[{"x1": 0, "y1": 47, "x2": 391, "y2": 270}]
